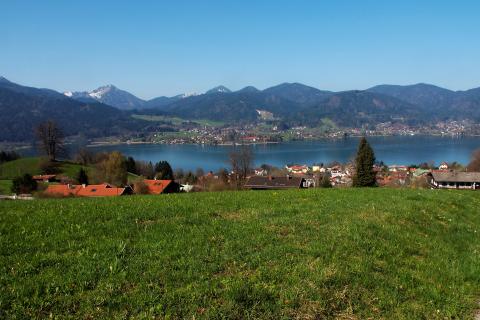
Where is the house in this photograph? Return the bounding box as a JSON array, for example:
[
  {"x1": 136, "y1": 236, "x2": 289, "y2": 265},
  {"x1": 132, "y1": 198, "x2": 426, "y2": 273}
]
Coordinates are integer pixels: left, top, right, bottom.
[
  {"x1": 286, "y1": 165, "x2": 308, "y2": 174},
  {"x1": 45, "y1": 183, "x2": 131, "y2": 197},
  {"x1": 142, "y1": 179, "x2": 178, "y2": 194},
  {"x1": 32, "y1": 174, "x2": 57, "y2": 183},
  {"x1": 389, "y1": 171, "x2": 408, "y2": 185},
  {"x1": 328, "y1": 165, "x2": 345, "y2": 178},
  {"x1": 244, "y1": 176, "x2": 307, "y2": 190},
  {"x1": 44, "y1": 184, "x2": 82, "y2": 196},
  {"x1": 254, "y1": 168, "x2": 267, "y2": 176},
  {"x1": 438, "y1": 162, "x2": 449, "y2": 170},
  {"x1": 241, "y1": 136, "x2": 258, "y2": 143},
  {"x1": 312, "y1": 165, "x2": 325, "y2": 173},
  {"x1": 412, "y1": 168, "x2": 430, "y2": 177},
  {"x1": 291, "y1": 174, "x2": 317, "y2": 188},
  {"x1": 76, "y1": 183, "x2": 132, "y2": 197},
  {"x1": 180, "y1": 184, "x2": 194, "y2": 192},
  {"x1": 388, "y1": 165, "x2": 408, "y2": 172},
  {"x1": 429, "y1": 172, "x2": 480, "y2": 190}
]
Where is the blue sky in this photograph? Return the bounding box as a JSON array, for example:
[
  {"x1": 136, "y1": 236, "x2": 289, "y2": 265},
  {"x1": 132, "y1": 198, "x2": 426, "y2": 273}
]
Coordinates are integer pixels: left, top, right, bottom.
[{"x1": 1, "y1": 1, "x2": 480, "y2": 99}]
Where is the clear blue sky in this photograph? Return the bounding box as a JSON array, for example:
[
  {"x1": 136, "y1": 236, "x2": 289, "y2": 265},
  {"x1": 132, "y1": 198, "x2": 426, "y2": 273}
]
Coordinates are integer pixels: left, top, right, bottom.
[{"x1": 1, "y1": 1, "x2": 479, "y2": 99}]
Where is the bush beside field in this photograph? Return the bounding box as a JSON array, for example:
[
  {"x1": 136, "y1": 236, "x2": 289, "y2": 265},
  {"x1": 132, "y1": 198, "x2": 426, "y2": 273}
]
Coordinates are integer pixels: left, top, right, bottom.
[{"x1": 0, "y1": 188, "x2": 479, "y2": 319}]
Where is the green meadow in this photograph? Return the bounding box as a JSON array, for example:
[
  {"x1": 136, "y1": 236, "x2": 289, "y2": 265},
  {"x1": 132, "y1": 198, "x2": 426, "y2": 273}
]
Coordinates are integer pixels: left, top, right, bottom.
[{"x1": 1, "y1": 188, "x2": 479, "y2": 319}]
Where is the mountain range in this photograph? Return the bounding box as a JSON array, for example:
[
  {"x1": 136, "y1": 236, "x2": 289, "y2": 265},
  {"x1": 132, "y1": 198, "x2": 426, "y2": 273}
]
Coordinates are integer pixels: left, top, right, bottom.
[
  {"x1": 1, "y1": 76, "x2": 480, "y2": 142},
  {"x1": 0, "y1": 77, "x2": 147, "y2": 141}
]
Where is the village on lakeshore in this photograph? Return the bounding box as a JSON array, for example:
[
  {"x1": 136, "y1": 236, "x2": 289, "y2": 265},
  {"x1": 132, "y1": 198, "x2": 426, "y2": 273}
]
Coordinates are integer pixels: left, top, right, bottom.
[{"x1": 1, "y1": 121, "x2": 480, "y2": 200}]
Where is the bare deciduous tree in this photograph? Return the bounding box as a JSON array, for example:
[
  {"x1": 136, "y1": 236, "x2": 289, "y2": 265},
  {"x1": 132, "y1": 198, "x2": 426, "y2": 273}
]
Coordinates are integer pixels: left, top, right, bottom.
[
  {"x1": 467, "y1": 149, "x2": 480, "y2": 172},
  {"x1": 75, "y1": 148, "x2": 95, "y2": 165},
  {"x1": 229, "y1": 145, "x2": 253, "y2": 188},
  {"x1": 36, "y1": 120, "x2": 65, "y2": 161}
]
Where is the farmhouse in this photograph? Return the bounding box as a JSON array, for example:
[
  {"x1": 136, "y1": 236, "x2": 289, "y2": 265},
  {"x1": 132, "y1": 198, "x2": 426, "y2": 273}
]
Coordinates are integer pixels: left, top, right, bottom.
[
  {"x1": 429, "y1": 172, "x2": 480, "y2": 190},
  {"x1": 45, "y1": 183, "x2": 132, "y2": 197},
  {"x1": 244, "y1": 176, "x2": 307, "y2": 190},
  {"x1": 44, "y1": 184, "x2": 81, "y2": 196},
  {"x1": 142, "y1": 179, "x2": 177, "y2": 194}
]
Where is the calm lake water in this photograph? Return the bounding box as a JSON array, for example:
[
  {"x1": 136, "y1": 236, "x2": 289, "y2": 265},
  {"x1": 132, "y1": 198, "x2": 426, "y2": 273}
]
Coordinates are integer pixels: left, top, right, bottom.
[{"x1": 88, "y1": 136, "x2": 480, "y2": 172}]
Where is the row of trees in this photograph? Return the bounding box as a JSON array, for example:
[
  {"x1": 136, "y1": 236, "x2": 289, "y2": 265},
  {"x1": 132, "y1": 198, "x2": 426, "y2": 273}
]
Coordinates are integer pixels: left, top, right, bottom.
[{"x1": 0, "y1": 150, "x2": 20, "y2": 164}]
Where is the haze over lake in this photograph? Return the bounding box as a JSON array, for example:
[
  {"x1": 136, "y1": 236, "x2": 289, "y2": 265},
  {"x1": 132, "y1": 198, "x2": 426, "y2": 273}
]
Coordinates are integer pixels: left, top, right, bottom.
[{"x1": 89, "y1": 136, "x2": 480, "y2": 172}]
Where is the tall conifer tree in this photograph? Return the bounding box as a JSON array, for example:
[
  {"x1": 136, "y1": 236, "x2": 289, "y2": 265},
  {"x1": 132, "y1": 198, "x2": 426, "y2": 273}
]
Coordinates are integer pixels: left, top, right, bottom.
[{"x1": 352, "y1": 137, "x2": 376, "y2": 187}]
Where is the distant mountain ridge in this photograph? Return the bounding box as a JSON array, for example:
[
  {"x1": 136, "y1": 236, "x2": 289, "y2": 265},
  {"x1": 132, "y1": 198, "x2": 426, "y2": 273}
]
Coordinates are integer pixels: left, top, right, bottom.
[
  {"x1": 2, "y1": 76, "x2": 480, "y2": 142},
  {"x1": 0, "y1": 78, "x2": 148, "y2": 141}
]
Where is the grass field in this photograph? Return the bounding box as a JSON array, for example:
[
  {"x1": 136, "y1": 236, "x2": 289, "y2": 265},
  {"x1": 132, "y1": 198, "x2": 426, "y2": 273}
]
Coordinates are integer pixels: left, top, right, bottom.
[
  {"x1": 1, "y1": 188, "x2": 479, "y2": 318},
  {"x1": 0, "y1": 180, "x2": 12, "y2": 194}
]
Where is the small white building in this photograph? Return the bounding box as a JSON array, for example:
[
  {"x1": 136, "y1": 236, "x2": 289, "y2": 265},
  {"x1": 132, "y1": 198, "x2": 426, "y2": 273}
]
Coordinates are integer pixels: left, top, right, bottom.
[
  {"x1": 286, "y1": 165, "x2": 308, "y2": 174},
  {"x1": 312, "y1": 165, "x2": 326, "y2": 173},
  {"x1": 254, "y1": 168, "x2": 267, "y2": 176},
  {"x1": 438, "y1": 162, "x2": 449, "y2": 170}
]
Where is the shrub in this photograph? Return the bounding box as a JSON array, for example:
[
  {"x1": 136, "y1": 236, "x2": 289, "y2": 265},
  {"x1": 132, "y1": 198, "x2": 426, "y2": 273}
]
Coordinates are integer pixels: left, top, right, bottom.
[
  {"x1": 11, "y1": 174, "x2": 37, "y2": 194},
  {"x1": 133, "y1": 181, "x2": 149, "y2": 194}
]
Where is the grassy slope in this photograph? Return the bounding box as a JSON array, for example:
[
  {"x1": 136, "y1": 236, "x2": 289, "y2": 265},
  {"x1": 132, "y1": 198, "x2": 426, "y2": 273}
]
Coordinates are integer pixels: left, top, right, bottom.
[
  {"x1": 0, "y1": 158, "x2": 91, "y2": 180},
  {"x1": 132, "y1": 114, "x2": 225, "y2": 127},
  {"x1": 0, "y1": 189, "x2": 479, "y2": 319},
  {"x1": 0, "y1": 157, "x2": 42, "y2": 180},
  {"x1": 0, "y1": 180, "x2": 12, "y2": 194}
]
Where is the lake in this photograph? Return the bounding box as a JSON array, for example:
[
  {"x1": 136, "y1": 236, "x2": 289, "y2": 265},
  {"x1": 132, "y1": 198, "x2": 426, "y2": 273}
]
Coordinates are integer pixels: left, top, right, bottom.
[{"x1": 88, "y1": 136, "x2": 480, "y2": 172}]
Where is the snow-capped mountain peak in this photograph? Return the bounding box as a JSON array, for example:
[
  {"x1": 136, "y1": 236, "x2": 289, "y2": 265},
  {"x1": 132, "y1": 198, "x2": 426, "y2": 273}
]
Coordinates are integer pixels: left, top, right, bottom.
[
  {"x1": 178, "y1": 92, "x2": 198, "y2": 98},
  {"x1": 206, "y1": 85, "x2": 231, "y2": 94},
  {"x1": 63, "y1": 84, "x2": 145, "y2": 110},
  {"x1": 88, "y1": 85, "x2": 116, "y2": 99}
]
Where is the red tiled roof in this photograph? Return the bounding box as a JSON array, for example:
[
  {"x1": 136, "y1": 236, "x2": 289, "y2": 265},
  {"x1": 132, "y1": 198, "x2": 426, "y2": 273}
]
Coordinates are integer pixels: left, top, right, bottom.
[
  {"x1": 288, "y1": 165, "x2": 307, "y2": 171},
  {"x1": 143, "y1": 180, "x2": 172, "y2": 194},
  {"x1": 45, "y1": 184, "x2": 81, "y2": 196},
  {"x1": 45, "y1": 183, "x2": 127, "y2": 197},
  {"x1": 33, "y1": 174, "x2": 57, "y2": 180},
  {"x1": 76, "y1": 184, "x2": 126, "y2": 197}
]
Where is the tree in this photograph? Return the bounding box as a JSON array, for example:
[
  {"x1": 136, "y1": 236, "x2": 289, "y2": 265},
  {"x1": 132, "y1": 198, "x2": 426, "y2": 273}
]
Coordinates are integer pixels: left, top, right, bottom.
[
  {"x1": 39, "y1": 158, "x2": 61, "y2": 174},
  {"x1": 125, "y1": 156, "x2": 137, "y2": 174},
  {"x1": 229, "y1": 145, "x2": 253, "y2": 188},
  {"x1": 467, "y1": 149, "x2": 480, "y2": 172},
  {"x1": 218, "y1": 168, "x2": 230, "y2": 185},
  {"x1": 320, "y1": 173, "x2": 332, "y2": 188},
  {"x1": 77, "y1": 168, "x2": 89, "y2": 185},
  {"x1": 195, "y1": 168, "x2": 205, "y2": 178},
  {"x1": 0, "y1": 150, "x2": 20, "y2": 164},
  {"x1": 133, "y1": 180, "x2": 149, "y2": 194},
  {"x1": 36, "y1": 120, "x2": 65, "y2": 161},
  {"x1": 97, "y1": 151, "x2": 127, "y2": 186},
  {"x1": 11, "y1": 174, "x2": 37, "y2": 194},
  {"x1": 75, "y1": 148, "x2": 95, "y2": 165},
  {"x1": 184, "y1": 171, "x2": 197, "y2": 184},
  {"x1": 352, "y1": 137, "x2": 376, "y2": 187},
  {"x1": 154, "y1": 161, "x2": 174, "y2": 180},
  {"x1": 136, "y1": 161, "x2": 155, "y2": 179},
  {"x1": 174, "y1": 168, "x2": 185, "y2": 181}
]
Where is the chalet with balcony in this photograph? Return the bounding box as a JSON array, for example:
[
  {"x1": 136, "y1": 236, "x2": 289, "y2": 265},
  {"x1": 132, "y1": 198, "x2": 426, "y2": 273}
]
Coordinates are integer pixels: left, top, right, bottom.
[
  {"x1": 429, "y1": 172, "x2": 480, "y2": 190},
  {"x1": 244, "y1": 175, "x2": 307, "y2": 190}
]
